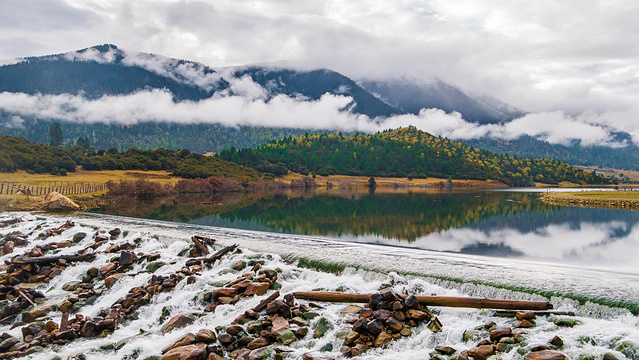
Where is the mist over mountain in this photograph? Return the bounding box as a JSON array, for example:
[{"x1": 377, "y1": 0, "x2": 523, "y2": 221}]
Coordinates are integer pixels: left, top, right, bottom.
[
  {"x1": 358, "y1": 78, "x2": 524, "y2": 124},
  {"x1": 0, "y1": 44, "x2": 638, "y2": 171}
]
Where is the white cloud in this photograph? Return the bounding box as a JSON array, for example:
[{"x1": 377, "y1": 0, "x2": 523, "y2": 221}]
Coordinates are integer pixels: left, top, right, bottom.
[
  {"x1": 63, "y1": 47, "x2": 118, "y2": 63},
  {"x1": 1, "y1": 83, "x2": 636, "y2": 148}
]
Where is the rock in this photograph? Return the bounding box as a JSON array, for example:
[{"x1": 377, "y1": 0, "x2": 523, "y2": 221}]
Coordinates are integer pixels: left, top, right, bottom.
[
  {"x1": 603, "y1": 353, "x2": 619, "y2": 360},
  {"x1": 436, "y1": 346, "x2": 457, "y2": 355},
  {"x1": 163, "y1": 333, "x2": 196, "y2": 354},
  {"x1": 524, "y1": 350, "x2": 566, "y2": 360},
  {"x1": 99, "y1": 263, "x2": 117, "y2": 277},
  {"x1": 531, "y1": 345, "x2": 550, "y2": 352},
  {"x1": 146, "y1": 261, "x2": 166, "y2": 273},
  {"x1": 105, "y1": 273, "x2": 128, "y2": 289},
  {"x1": 161, "y1": 344, "x2": 208, "y2": 360},
  {"x1": 22, "y1": 304, "x2": 56, "y2": 323},
  {"x1": 244, "y1": 282, "x2": 270, "y2": 296},
  {"x1": 58, "y1": 300, "x2": 73, "y2": 313},
  {"x1": 80, "y1": 321, "x2": 96, "y2": 337},
  {"x1": 247, "y1": 337, "x2": 269, "y2": 350},
  {"x1": 366, "y1": 319, "x2": 383, "y2": 337},
  {"x1": 213, "y1": 288, "x2": 237, "y2": 299},
  {"x1": 195, "y1": 329, "x2": 216, "y2": 343},
  {"x1": 248, "y1": 348, "x2": 270, "y2": 360},
  {"x1": 162, "y1": 314, "x2": 196, "y2": 334},
  {"x1": 343, "y1": 305, "x2": 363, "y2": 314},
  {"x1": 516, "y1": 312, "x2": 536, "y2": 321},
  {"x1": 53, "y1": 330, "x2": 77, "y2": 340},
  {"x1": 44, "y1": 320, "x2": 59, "y2": 332},
  {"x1": 275, "y1": 300, "x2": 292, "y2": 318},
  {"x1": 615, "y1": 341, "x2": 638, "y2": 360},
  {"x1": 86, "y1": 267, "x2": 99, "y2": 278},
  {"x1": 62, "y1": 281, "x2": 82, "y2": 291},
  {"x1": 386, "y1": 317, "x2": 403, "y2": 333},
  {"x1": 43, "y1": 192, "x2": 80, "y2": 211},
  {"x1": 0, "y1": 337, "x2": 18, "y2": 351},
  {"x1": 72, "y1": 232, "x2": 87, "y2": 243},
  {"x1": 468, "y1": 345, "x2": 495, "y2": 360},
  {"x1": 271, "y1": 316, "x2": 290, "y2": 335},
  {"x1": 373, "y1": 309, "x2": 391, "y2": 321},
  {"x1": 119, "y1": 251, "x2": 137, "y2": 266},
  {"x1": 352, "y1": 318, "x2": 368, "y2": 333},
  {"x1": 374, "y1": 332, "x2": 392, "y2": 348},
  {"x1": 404, "y1": 294, "x2": 420, "y2": 309},
  {"x1": 405, "y1": 309, "x2": 429, "y2": 321},
  {"x1": 277, "y1": 329, "x2": 297, "y2": 345},
  {"x1": 550, "y1": 336, "x2": 564, "y2": 348},
  {"x1": 21, "y1": 323, "x2": 43, "y2": 338},
  {"x1": 489, "y1": 328, "x2": 512, "y2": 342},
  {"x1": 550, "y1": 317, "x2": 580, "y2": 327},
  {"x1": 226, "y1": 325, "x2": 245, "y2": 337},
  {"x1": 217, "y1": 333, "x2": 236, "y2": 345},
  {"x1": 232, "y1": 260, "x2": 247, "y2": 270},
  {"x1": 313, "y1": 317, "x2": 333, "y2": 338},
  {"x1": 517, "y1": 320, "x2": 535, "y2": 328}
]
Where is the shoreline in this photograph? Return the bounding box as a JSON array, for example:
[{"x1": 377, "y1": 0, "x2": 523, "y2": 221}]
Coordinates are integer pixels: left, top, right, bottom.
[{"x1": 538, "y1": 191, "x2": 639, "y2": 210}]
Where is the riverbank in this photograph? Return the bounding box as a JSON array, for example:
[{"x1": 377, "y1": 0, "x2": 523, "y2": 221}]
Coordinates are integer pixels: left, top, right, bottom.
[
  {"x1": 0, "y1": 212, "x2": 637, "y2": 360},
  {"x1": 538, "y1": 190, "x2": 639, "y2": 210}
]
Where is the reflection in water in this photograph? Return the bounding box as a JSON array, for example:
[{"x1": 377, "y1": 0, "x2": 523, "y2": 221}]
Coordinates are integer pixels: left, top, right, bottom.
[{"x1": 92, "y1": 189, "x2": 639, "y2": 270}]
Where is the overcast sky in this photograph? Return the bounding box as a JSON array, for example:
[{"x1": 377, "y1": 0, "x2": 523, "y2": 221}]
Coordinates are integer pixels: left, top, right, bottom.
[{"x1": 1, "y1": 0, "x2": 638, "y2": 145}]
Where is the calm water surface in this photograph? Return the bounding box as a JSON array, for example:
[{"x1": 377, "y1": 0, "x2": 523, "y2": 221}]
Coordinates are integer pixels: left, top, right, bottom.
[{"x1": 92, "y1": 189, "x2": 639, "y2": 272}]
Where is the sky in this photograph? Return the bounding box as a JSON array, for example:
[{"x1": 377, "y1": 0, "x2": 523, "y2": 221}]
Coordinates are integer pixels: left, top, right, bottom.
[{"x1": 1, "y1": 0, "x2": 638, "y2": 146}]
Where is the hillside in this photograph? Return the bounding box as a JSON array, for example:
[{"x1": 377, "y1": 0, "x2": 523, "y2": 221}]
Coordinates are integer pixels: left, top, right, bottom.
[
  {"x1": 0, "y1": 135, "x2": 259, "y2": 180},
  {"x1": 220, "y1": 127, "x2": 613, "y2": 186}
]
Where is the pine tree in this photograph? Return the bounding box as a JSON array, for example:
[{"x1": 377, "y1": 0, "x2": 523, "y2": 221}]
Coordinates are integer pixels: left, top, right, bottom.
[{"x1": 48, "y1": 122, "x2": 63, "y2": 146}]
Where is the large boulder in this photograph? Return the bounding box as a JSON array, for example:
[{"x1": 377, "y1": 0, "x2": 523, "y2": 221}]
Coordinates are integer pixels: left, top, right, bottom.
[{"x1": 43, "y1": 192, "x2": 80, "y2": 211}]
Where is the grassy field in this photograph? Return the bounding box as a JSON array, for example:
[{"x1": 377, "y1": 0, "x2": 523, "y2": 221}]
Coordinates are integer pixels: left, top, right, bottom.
[
  {"x1": 539, "y1": 190, "x2": 639, "y2": 210},
  {"x1": 578, "y1": 165, "x2": 639, "y2": 182},
  {"x1": 0, "y1": 169, "x2": 180, "y2": 187},
  {"x1": 280, "y1": 173, "x2": 507, "y2": 189}
]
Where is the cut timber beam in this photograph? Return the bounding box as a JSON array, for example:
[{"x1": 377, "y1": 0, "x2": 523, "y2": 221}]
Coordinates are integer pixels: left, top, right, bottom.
[{"x1": 291, "y1": 291, "x2": 553, "y2": 311}]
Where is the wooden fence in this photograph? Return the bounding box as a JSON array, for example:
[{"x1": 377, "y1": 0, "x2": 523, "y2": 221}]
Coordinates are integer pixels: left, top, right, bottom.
[{"x1": 0, "y1": 182, "x2": 107, "y2": 196}]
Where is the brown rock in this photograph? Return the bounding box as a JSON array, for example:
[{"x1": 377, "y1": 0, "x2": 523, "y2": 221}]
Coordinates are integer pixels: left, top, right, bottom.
[
  {"x1": 374, "y1": 332, "x2": 392, "y2": 348},
  {"x1": 22, "y1": 304, "x2": 56, "y2": 323},
  {"x1": 489, "y1": 328, "x2": 512, "y2": 342},
  {"x1": 43, "y1": 192, "x2": 80, "y2": 211},
  {"x1": 343, "y1": 305, "x2": 363, "y2": 314},
  {"x1": 162, "y1": 314, "x2": 196, "y2": 334},
  {"x1": 99, "y1": 263, "x2": 117, "y2": 277},
  {"x1": 246, "y1": 337, "x2": 269, "y2": 350},
  {"x1": 162, "y1": 344, "x2": 208, "y2": 360},
  {"x1": 218, "y1": 333, "x2": 236, "y2": 345},
  {"x1": 195, "y1": 329, "x2": 216, "y2": 343},
  {"x1": 524, "y1": 350, "x2": 566, "y2": 360},
  {"x1": 517, "y1": 320, "x2": 535, "y2": 328},
  {"x1": 244, "y1": 282, "x2": 270, "y2": 296},
  {"x1": 468, "y1": 345, "x2": 495, "y2": 360},
  {"x1": 213, "y1": 288, "x2": 237, "y2": 299},
  {"x1": 163, "y1": 333, "x2": 196, "y2": 354},
  {"x1": 405, "y1": 309, "x2": 428, "y2": 321},
  {"x1": 271, "y1": 316, "x2": 290, "y2": 335},
  {"x1": 516, "y1": 312, "x2": 536, "y2": 321},
  {"x1": 436, "y1": 346, "x2": 456, "y2": 355},
  {"x1": 373, "y1": 309, "x2": 391, "y2": 321},
  {"x1": 58, "y1": 300, "x2": 73, "y2": 313},
  {"x1": 549, "y1": 336, "x2": 564, "y2": 348},
  {"x1": 386, "y1": 317, "x2": 403, "y2": 333}
]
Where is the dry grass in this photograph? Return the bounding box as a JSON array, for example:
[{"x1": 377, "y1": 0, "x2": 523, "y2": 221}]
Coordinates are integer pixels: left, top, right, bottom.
[
  {"x1": 559, "y1": 190, "x2": 639, "y2": 201},
  {"x1": 578, "y1": 166, "x2": 639, "y2": 182},
  {"x1": 1, "y1": 169, "x2": 180, "y2": 187},
  {"x1": 278, "y1": 173, "x2": 507, "y2": 189}
]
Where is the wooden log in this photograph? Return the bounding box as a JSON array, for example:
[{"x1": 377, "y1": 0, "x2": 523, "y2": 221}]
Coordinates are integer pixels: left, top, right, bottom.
[
  {"x1": 185, "y1": 244, "x2": 238, "y2": 267},
  {"x1": 291, "y1": 291, "x2": 553, "y2": 311},
  {"x1": 12, "y1": 253, "x2": 95, "y2": 265},
  {"x1": 253, "y1": 291, "x2": 280, "y2": 312},
  {"x1": 193, "y1": 235, "x2": 215, "y2": 246},
  {"x1": 191, "y1": 236, "x2": 209, "y2": 255},
  {"x1": 0, "y1": 218, "x2": 21, "y2": 228}
]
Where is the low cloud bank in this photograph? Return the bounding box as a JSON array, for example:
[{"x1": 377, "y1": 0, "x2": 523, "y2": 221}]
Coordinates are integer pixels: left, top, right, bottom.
[{"x1": 0, "y1": 85, "x2": 635, "y2": 148}]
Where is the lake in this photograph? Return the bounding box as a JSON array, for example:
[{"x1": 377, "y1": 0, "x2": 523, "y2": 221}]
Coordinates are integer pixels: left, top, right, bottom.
[{"x1": 91, "y1": 188, "x2": 639, "y2": 274}]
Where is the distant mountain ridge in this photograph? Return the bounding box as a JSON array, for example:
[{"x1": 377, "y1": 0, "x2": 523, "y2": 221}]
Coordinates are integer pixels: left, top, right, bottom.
[{"x1": 0, "y1": 44, "x2": 638, "y2": 172}]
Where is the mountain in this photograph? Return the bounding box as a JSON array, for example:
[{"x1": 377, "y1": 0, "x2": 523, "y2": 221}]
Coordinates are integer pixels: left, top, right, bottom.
[
  {"x1": 358, "y1": 77, "x2": 524, "y2": 124},
  {"x1": 0, "y1": 44, "x2": 636, "y2": 172},
  {"x1": 219, "y1": 126, "x2": 612, "y2": 186}
]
